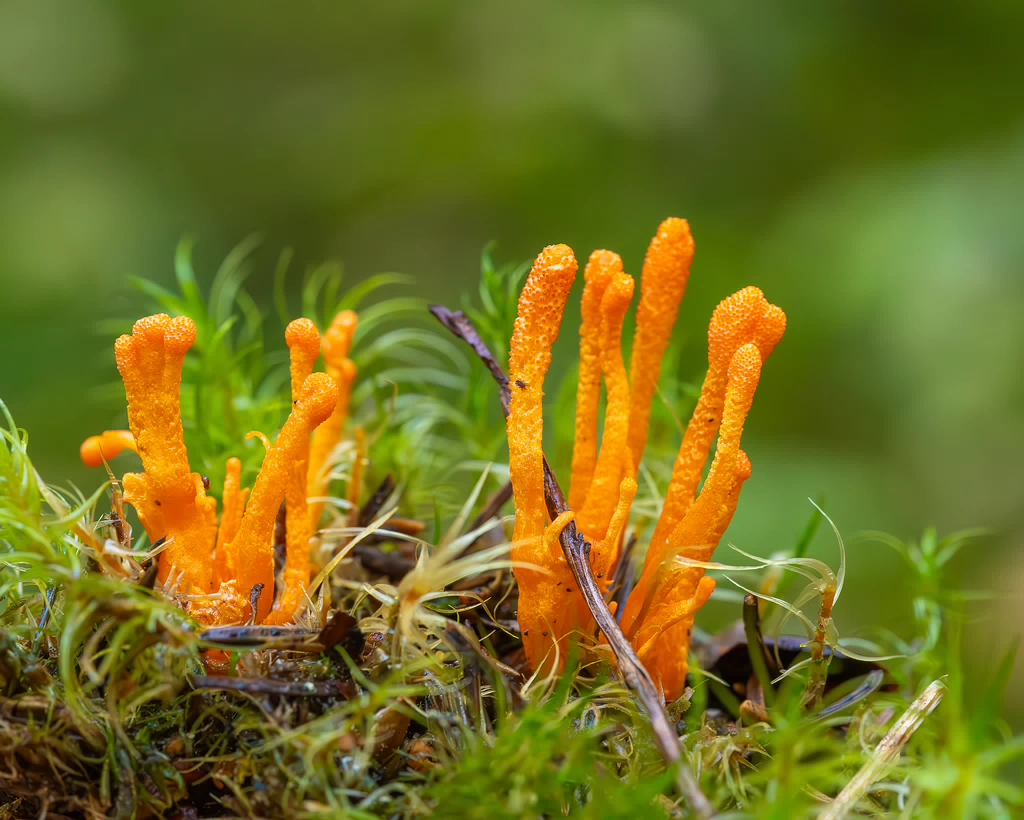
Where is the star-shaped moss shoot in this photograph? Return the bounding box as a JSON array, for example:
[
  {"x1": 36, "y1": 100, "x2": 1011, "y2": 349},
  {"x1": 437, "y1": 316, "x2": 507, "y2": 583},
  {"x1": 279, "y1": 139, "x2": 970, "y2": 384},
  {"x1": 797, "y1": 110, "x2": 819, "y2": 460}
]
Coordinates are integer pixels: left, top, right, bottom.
[
  {"x1": 82, "y1": 310, "x2": 360, "y2": 626},
  {"x1": 506, "y1": 218, "x2": 786, "y2": 699}
]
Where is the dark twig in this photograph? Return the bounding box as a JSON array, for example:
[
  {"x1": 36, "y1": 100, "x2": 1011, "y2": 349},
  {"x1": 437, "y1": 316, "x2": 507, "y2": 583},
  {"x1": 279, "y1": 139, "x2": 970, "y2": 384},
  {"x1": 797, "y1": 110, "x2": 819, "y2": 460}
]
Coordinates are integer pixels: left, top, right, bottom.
[
  {"x1": 32, "y1": 587, "x2": 59, "y2": 658},
  {"x1": 353, "y1": 543, "x2": 416, "y2": 581},
  {"x1": 199, "y1": 623, "x2": 320, "y2": 651},
  {"x1": 358, "y1": 474, "x2": 397, "y2": 527},
  {"x1": 138, "y1": 560, "x2": 159, "y2": 590},
  {"x1": 190, "y1": 675, "x2": 357, "y2": 699},
  {"x1": 37, "y1": 587, "x2": 58, "y2": 632},
  {"x1": 742, "y1": 594, "x2": 776, "y2": 708},
  {"x1": 247, "y1": 584, "x2": 265, "y2": 626},
  {"x1": 198, "y1": 611, "x2": 364, "y2": 656},
  {"x1": 609, "y1": 533, "x2": 638, "y2": 621},
  {"x1": 429, "y1": 306, "x2": 510, "y2": 401},
  {"x1": 429, "y1": 304, "x2": 714, "y2": 818}
]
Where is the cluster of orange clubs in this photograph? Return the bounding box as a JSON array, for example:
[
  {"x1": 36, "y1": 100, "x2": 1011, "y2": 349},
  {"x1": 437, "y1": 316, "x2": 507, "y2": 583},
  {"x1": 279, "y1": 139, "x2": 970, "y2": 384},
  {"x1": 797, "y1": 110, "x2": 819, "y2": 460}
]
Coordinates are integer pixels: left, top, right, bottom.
[
  {"x1": 82, "y1": 217, "x2": 784, "y2": 701},
  {"x1": 506, "y1": 218, "x2": 785, "y2": 699},
  {"x1": 81, "y1": 311, "x2": 359, "y2": 627}
]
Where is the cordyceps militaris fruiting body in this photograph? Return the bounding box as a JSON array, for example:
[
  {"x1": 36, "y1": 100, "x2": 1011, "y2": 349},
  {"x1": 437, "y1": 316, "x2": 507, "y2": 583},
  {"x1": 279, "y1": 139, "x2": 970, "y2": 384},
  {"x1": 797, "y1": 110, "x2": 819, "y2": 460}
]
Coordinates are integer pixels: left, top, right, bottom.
[
  {"x1": 80, "y1": 310, "x2": 359, "y2": 626},
  {"x1": 507, "y1": 218, "x2": 786, "y2": 700}
]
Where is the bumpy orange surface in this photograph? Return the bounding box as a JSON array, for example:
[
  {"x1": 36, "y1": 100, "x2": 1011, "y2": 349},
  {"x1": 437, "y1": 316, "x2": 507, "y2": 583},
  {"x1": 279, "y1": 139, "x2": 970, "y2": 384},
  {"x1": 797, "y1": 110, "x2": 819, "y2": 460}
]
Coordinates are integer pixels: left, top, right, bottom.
[
  {"x1": 646, "y1": 287, "x2": 786, "y2": 569},
  {"x1": 577, "y1": 271, "x2": 634, "y2": 543},
  {"x1": 569, "y1": 250, "x2": 621, "y2": 512},
  {"x1": 626, "y1": 218, "x2": 695, "y2": 473},
  {"x1": 263, "y1": 319, "x2": 323, "y2": 625},
  {"x1": 228, "y1": 372, "x2": 338, "y2": 622},
  {"x1": 505, "y1": 219, "x2": 785, "y2": 702},
  {"x1": 507, "y1": 244, "x2": 582, "y2": 672},
  {"x1": 115, "y1": 315, "x2": 219, "y2": 593},
  {"x1": 214, "y1": 457, "x2": 248, "y2": 581},
  {"x1": 83, "y1": 309, "x2": 357, "y2": 627},
  {"x1": 623, "y1": 344, "x2": 766, "y2": 699},
  {"x1": 308, "y1": 310, "x2": 359, "y2": 529}
]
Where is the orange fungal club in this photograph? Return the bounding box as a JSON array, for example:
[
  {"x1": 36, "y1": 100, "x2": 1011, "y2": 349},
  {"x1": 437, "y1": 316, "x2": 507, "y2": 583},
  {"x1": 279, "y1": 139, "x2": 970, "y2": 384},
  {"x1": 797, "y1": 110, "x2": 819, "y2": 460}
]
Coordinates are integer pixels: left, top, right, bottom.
[
  {"x1": 504, "y1": 219, "x2": 785, "y2": 701},
  {"x1": 82, "y1": 307, "x2": 361, "y2": 627},
  {"x1": 626, "y1": 218, "x2": 695, "y2": 473},
  {"x1": 576, "y1": 270, "x2": 634, "y2": 543},
  {"x1": 507, "y1": 244, "x2": 581, "y2": 671},
  {"x1": 308, "y1": 310, "x2": 359, "y2": 529},
  {"x1": 569, "y1": 250, "x2": 621, "y2": 512},
  {"x1": 263, "y1": 319, "x2": 323, "y2": 625},
  {"x1": 646, "y1": 287, "x2": 786, "y2": 565}
]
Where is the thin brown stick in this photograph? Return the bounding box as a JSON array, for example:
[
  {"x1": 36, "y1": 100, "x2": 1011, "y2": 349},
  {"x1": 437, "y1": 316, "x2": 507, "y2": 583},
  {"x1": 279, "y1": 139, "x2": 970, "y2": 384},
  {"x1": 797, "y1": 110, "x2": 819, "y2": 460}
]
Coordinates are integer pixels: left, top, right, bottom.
[
  {"x1": 358, "y1": 474, "x2": 397, "y2": 527},
  {"x1": 429, "y1": 304, "x2": 714, "y2": 818},
  {"x1": 190, "y1": 675, "x2": 357, "y2": 699},
  {"x1": 609, "y1": 532, "x2": 637, "y2": 617},
  {"x1": 353, "y1": 543, "x2": 416, "y2": 580}
]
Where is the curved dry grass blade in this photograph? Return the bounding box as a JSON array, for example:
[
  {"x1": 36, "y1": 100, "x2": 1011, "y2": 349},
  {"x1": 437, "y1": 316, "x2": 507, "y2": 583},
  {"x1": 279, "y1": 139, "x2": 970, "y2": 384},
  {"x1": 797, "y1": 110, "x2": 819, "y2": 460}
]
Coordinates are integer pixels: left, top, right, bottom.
[{"x1": 820, "y1": 679, "x2": 945, "y2": 820}]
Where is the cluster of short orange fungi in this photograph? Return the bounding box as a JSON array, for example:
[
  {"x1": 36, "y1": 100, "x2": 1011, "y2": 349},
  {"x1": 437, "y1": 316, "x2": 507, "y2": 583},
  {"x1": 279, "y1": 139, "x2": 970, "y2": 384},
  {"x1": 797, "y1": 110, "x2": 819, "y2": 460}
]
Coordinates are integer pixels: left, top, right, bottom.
[
  {"x1": 80, "y1": 311, "x2": 359, "y2": 626},
  {"x1": 508, "y1": 218, "x2": 786, "y2": 700}
]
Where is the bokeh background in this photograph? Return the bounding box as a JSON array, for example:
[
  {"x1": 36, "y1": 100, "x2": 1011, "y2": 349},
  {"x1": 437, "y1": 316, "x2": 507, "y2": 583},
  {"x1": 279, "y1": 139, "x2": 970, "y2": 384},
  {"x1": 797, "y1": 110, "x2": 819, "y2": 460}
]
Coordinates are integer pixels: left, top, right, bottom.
[{"x1": 1, "y1": 3, "x2": 1021, "y2": 720}]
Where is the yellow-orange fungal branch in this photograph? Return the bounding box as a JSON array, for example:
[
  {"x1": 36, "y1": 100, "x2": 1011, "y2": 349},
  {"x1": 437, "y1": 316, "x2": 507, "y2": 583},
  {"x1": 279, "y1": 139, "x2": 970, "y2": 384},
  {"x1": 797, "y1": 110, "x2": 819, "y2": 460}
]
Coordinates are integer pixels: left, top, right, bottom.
[
  {"x1": 264, "y1": 460, "x2": 315, "y2": 625},
  {"x1": 695, "y1": 448, "x2": 752, "y2": 561},
  {"x1": 507, "y1": 244, "x2": 579, "y2": 671},
  {"x1": 630, "y1": 450, "x2": 752, "y2": 699},
  {"x1": 84, "y1": 309, "x2": 358, "y2": 630},
  {"x1": 116, "y1": 315, "x2": 195, "y2": 493},
  {"x1": 214, "y1": 457, "x2": 248, "y2": 582},
  {"x1": 577, "y1": 271, "x2": 635, "y2": 543},
  {"x1": 591, "y1": 467, "x2": 638, "y2": 594},
  {"x1": 501, "y1": 220, "x2": 785, "y2": 700},
  {"x1": 623, "y1": 344, "x2": 764, "y2": 699},
  {"x1": 115, "y1": 315, "x2": 218, "y2": 592},
  {"x1": 569, "y1": 250, "x2": 621, "y2": 511},
  {"x1": 229, "y1": 372, "x2": 339, "y2": 623},
  {"x1": 516, "y1": 512, "x2": 585, "y2": 674},
  {"x1": 308, "y1": 310, "x2": 359, "y2": 529},
  {"x1": 323, "y1": 310, "x2": 359, "y2": 365},
  {"x1": 625, "y1": 344, "x2": 763, "y2": 627},
  {"x1": 647, "y1": 289, "x2": 786, "y2": 567},
  {"x1": 286, "y1": 318, "x2": 322, "y2": 395},
  {"x1": 633, "y1": 575, "x2": 715, "y2": 700},
  {"x1": 263, "y1": 319, "x2": 324, "y2": 625},
  {"x1": 665, "y1": 343, "x2": 762, "y2": 550},
  {"x1": 508, "y1": 244, "x2": 578, "y2": 546},
  {"x1": 626, "y1": 218, "x2": 694, "y2": 473},
  {"x1": 80, "y1": 430, "x2": 137, "y2": 468}
]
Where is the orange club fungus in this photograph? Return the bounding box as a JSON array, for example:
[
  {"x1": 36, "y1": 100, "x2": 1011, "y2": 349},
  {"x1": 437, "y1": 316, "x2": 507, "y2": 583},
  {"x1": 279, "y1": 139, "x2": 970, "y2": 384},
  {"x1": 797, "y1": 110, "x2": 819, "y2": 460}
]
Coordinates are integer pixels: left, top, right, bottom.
[
  {"x1": 81, "y1": 310, "x2": 361, "y2": 626},
  {"x1": 506, "y1": 218, "x2": 786, "y2": 700}
]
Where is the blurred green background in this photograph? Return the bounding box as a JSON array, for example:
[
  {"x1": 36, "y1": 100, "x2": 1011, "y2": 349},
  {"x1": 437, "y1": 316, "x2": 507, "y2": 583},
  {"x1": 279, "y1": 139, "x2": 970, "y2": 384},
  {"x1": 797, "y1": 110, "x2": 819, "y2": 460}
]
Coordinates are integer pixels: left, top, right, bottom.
[{"x1": 1, "y1": 3, "x2": 1021, "y2": 717}]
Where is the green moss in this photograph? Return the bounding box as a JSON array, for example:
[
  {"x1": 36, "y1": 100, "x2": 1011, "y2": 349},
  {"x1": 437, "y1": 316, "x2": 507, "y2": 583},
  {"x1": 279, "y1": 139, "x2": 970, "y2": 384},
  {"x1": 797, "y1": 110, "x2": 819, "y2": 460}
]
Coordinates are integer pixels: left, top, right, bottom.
[{"x1": 0, "y1": 244, "x2": 1020, "y2": 818}]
